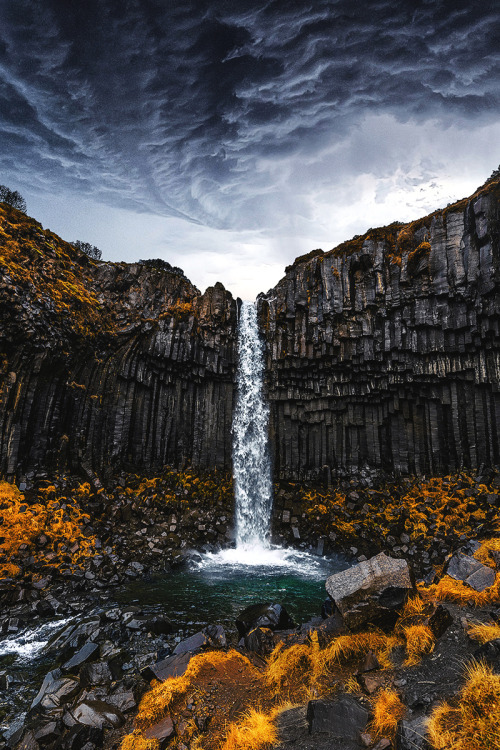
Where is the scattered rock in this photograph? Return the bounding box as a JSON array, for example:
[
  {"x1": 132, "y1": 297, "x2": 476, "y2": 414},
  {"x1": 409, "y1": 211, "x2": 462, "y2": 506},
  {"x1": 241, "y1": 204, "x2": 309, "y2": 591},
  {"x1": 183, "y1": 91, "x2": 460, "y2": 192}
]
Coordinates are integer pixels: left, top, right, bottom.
[
  {"x1": 141, "y1": 652, "x2": 192, "y2": 683},
  {"x1": 396, "y1": 716, "x2": 431, "y2": 750},
  {"x1": 243, "y1": 627, "x2": 275, "y2": 656},
  {"x1": 143, "y1": 716, "x2": 175, "y2": 748},
  {"x1": 306, "y1": 696, "x2": 369, "y2": 739},
  {"x1": 235, "y1": 603, "x2": 295, "y2": 638},
  {"x1": 72, "y1": 700, "x2": 125, "y2": 729},
  {"x1": 62, "y1": 643, "x2": 100, "y2": 673}
]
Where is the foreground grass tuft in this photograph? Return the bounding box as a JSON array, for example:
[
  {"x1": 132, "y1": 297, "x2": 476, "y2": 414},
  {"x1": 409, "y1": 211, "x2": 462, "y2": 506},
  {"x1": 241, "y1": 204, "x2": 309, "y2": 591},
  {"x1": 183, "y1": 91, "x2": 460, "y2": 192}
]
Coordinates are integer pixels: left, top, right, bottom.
[{"x1": 427, "y1": 662, "x2": 500, "y2": 750}]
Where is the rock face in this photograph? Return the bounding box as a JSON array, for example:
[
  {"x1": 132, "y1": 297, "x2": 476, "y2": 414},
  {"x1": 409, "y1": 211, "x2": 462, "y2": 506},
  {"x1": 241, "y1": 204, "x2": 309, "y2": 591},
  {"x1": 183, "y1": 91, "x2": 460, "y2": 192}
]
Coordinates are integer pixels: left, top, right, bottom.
[
  {"x1": 0, "y1": 204, "x2": 237, "y2": 478},
  {"x1": 2, "y1": 175, "x2": 500, "y2": 482},
  {"x1": 259, "y1": 179, "x2": 500, "y2": 478}
]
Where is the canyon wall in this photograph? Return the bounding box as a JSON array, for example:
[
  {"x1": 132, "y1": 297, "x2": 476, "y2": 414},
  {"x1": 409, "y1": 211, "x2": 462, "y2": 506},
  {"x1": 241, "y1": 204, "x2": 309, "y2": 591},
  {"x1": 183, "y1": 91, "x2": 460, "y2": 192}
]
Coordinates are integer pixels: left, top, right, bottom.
[
  {"x1": 1, "y1": 176, "x2": 500, "y2": 483},
  {"x1": 259, "y1": 180, "x2": 500, "y2": 479},
  {"x1": 0, "y1": 205, "x2": 237, "y2": 480}
]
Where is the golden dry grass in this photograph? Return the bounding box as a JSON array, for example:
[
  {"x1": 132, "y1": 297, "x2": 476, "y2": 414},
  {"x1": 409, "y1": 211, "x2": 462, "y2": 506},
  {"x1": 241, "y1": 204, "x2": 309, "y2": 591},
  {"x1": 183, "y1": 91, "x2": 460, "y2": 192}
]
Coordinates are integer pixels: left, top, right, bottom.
[
  {"x1": 369, "y1": 688, "x2": 406, "y2": 740},
  {"x1": 427, "y1": 662, "x2": 500, "y2": 750},
  {"x1": 322, "y1": 631, "x2": 400, "y2": 670},
  {"x1": 402, "y1": 624, "x2": 435, "y2": 666},
  {"x1": 220, "y1": 708, "x2": 279, "y2": 750},
  {"x1": 265, "y1": 631, "x2": 322, "y2": 700},
  {"x1": 418, "y1": 573, "x2": 500, "y2": 607},
  {"x1": 119, "y1": 731, "x2": 159, "y2": 750},
  {"x1": 467, "y1": 622, "x2": 500, "y2": 644}
]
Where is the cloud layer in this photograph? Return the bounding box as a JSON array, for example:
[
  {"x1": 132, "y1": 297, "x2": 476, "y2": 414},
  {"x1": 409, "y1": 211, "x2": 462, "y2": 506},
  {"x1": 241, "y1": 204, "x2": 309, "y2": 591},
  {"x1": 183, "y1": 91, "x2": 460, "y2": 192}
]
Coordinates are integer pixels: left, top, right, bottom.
[{"x1": 1, "y1": 1, "x2": 499, "y2": 296}]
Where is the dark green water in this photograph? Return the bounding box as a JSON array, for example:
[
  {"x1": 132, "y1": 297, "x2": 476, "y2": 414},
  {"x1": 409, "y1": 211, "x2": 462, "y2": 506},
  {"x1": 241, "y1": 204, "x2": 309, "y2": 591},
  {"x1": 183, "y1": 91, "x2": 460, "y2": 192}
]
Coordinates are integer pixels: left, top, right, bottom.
[{"x1": 115, "y1": 548, "x2": 352, "y2": 634}]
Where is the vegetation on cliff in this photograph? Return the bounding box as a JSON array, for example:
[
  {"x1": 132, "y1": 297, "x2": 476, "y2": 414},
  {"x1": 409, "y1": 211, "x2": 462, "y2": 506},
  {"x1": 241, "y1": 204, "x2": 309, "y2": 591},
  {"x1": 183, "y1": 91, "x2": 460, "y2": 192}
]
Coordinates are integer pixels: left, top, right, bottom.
[{"x1": 0, "y1": 479, "x2": 98, "y2": 579}]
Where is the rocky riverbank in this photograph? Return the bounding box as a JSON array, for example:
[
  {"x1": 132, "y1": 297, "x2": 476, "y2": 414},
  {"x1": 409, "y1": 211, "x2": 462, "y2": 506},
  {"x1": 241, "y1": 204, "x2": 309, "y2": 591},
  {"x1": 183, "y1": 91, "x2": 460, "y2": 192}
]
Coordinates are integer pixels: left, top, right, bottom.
[
  {"x1": 1, "y1": 542, "x2": 500, "y2": 750},
  {"x1": 1, "y1": 468, "x2": 500, "y2": 749}
]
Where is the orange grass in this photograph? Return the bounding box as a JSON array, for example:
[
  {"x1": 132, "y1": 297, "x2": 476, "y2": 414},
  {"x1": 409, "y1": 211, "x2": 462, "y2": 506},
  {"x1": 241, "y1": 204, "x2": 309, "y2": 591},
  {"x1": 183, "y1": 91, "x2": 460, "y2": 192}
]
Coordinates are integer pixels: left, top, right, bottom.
[
  {"x1": 119, "y1": 731, "x2": 159, "y2": 750},
  {"x1": 402, "y1": 624, "x2": 435, "y2": 665},
  {"x1": 220, "y1": 707, "x2": 279, "y2": 750},
  {"x1": 467, "y1": 622, "x2": 500, "y2": 644},
  {"x1": 135, "y1": 650, "x2": 256, "y2": 730},
  {"x1": 0, "y1": 480, "x2": 96, "y2": 578},
  {"x1": 265, "y1": 631, "x2": 322, "y2": 699},
  {"x1": 369, "y1": 688, "x2": 406, "y2": 740},
  {"x1": 427, "y1": 662, "x2": 500, "y2": 750},
  {"x1": 322, "y1": 631, "x2": 401, "y2": 670},
  {"x1": 417, "y1": 573, "x2": 500, "y2": 607}
]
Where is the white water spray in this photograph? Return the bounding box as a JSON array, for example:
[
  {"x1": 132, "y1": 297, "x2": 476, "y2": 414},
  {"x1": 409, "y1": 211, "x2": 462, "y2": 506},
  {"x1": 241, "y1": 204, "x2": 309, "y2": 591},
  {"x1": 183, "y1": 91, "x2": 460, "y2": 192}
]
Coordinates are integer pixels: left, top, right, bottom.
[{"x1": 233, "y1": 301, "x2": 273, "y2": 548}]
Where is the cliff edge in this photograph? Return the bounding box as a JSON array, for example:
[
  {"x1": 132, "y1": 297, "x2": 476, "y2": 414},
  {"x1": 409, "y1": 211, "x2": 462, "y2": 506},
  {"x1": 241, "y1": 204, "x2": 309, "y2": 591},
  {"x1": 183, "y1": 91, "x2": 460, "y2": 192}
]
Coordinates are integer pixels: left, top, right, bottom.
[{"x1": 259, "y1": 175, "x2": 500, "y2": 478}]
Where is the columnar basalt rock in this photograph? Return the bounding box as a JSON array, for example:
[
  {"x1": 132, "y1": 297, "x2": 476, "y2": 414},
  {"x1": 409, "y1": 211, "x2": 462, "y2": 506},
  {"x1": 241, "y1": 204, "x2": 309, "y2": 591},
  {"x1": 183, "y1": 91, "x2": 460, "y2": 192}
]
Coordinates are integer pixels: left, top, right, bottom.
[
  {"x1": 259, "y1": 179, "x2": 500, "y2": 479},
  {"x1": 0, "y1": 205, "x2": 237, "y2": 478}
]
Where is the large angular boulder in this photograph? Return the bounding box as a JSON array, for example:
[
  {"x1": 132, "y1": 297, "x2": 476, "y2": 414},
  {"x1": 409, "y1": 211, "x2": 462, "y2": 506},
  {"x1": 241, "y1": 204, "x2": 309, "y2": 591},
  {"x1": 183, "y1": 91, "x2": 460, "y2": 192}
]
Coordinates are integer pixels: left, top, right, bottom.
[
  {"x1": 445, "y1": 552, "x2": 495, "y2": 592},
  {"x1": 325, "y1": 553, "x2": 412, "y2": 630},
  {"x1": 30, "y1": 670, "x2": 80, "y2": 712},
  {"x1": 235, "y1": 603, "x2": 295, "y2": 638}
]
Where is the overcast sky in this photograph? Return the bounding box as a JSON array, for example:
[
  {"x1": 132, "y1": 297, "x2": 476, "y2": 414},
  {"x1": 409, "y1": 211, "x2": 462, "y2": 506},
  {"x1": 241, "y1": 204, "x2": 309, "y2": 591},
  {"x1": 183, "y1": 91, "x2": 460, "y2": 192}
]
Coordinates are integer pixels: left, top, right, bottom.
[{"x1": 1, "y1": 0, "x2": 499, "y2": 299}]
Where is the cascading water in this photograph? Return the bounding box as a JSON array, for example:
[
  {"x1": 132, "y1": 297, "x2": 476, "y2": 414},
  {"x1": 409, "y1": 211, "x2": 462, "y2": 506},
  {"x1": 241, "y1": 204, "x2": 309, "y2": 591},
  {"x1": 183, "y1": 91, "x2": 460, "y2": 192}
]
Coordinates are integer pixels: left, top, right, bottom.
[
  {"x1": 195, "y1": 297, "x2": 347, "y2": 574},
  {"x1": 232, "y1": 301, "x2": 273, "y2": 548}
]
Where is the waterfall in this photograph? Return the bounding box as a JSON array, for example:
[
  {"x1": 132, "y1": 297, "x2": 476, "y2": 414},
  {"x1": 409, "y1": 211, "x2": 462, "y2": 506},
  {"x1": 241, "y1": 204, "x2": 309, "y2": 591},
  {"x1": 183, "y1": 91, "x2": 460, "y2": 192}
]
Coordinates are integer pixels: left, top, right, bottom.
[{"x1": 233, "y1": 301, "x2": 273, "y2": 548}]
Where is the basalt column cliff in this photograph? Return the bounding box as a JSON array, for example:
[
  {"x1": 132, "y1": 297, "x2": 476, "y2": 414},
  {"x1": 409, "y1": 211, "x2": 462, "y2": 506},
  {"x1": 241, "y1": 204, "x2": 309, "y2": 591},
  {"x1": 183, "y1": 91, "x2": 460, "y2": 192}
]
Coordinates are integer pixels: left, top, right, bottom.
[
  {"x1": 259, "y1": 178, "x2": 500, "y2": 479},
  {"x1": 0, "y1": 204, "x2": 237, "y2": 480}
]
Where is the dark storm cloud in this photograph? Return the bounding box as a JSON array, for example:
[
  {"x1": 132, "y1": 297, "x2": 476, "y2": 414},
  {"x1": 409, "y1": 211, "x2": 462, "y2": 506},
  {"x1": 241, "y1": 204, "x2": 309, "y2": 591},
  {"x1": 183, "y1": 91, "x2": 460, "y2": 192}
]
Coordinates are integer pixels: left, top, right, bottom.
[{"x1": 0, "y1": 0, "x2": 498, "y2": 229}]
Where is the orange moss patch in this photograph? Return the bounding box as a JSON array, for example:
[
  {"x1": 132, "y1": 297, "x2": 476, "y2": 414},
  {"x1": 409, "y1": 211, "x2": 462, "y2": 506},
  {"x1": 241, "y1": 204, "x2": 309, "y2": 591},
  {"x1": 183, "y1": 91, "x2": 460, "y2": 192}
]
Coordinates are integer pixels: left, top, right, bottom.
[
  {"x1": 0, "y1": 480, "x2": 97, "y2": 579},
  {"x1": 302, "y1": 473, "x2": 500, "y2": 555},
  {"x1": 427, "y1": 662, "x2": 500, "y2": 750},
  {"x1": 116, "y1": 468, "x2": 233, "y2": 511},
  {"x1": 468, "y1": 622, "x2": 500, "y2": 644}
]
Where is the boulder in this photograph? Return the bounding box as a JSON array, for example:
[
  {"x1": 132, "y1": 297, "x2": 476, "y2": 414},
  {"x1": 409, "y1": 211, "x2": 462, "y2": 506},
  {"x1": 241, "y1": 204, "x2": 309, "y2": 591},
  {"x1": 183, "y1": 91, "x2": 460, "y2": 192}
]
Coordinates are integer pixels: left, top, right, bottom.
[
  {"x1": 427, "y1": 605, "x2": 453, "y2": 638},
  {"x1": 33, "y1": 722, "x2": 61, "y2": 745},
  {"x1": 244, "y1": 627, "x2": 276, "y2": 656},
  {"x1": 62, "y1": 643, "x2": 99, "y2": 673},
  {"x1": 307, "y1": 696, "x2": 369, "y2": 740},
  {"x1": 235, "y1": 603, "x2": 295, "y2": 638},
  {"x1": 79, "y1": 661, "x2": 112, "y2": 687},
  {"x1": 31, "y1": 670, "x2": 80, "y2": 712},
  {"x1": 141, "y1": 652, "x2": 192, "y2": 683},
  {"x1": 72, "y1": 700, "x2": 125, "y2": 729},
  {"x1": 445, "y1": 553, "x2": 495, "y2": 591},
  {"x1": 396, "y1": 716, "x2": 431, "y2": 750},
  {"x1": 172, "y1": 624, "x2": 226, "y2": 656},
  {"x1": 473, "y1": 638, "x2": 500, "y2": 665},
  {"x1": 325, "y1": 553, "x2": 412, "y2": 630},
  {"x1": 143, "y1": 716, "x2": 175, "y2": 748},
  {"x1": 58, "y1": 725, "x2": 103, "y2": 750}
]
